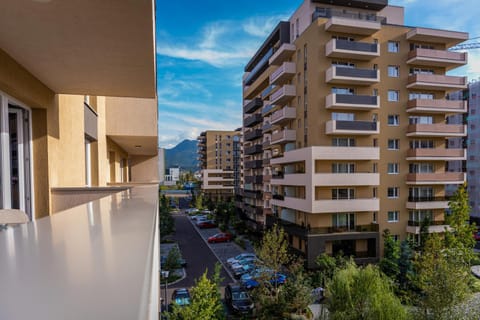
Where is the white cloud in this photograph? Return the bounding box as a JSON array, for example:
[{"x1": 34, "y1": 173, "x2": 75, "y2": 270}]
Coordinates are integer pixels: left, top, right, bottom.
[{"x1": 242, "y1": 15, "x2": 287, "y2": 37}]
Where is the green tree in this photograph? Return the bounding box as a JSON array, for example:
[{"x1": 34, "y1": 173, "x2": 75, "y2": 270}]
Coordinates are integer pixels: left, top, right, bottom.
[
  {"x1": 253, "y1": 224, "x2": 291, "y2": 319},
  {"x1": 313, "y1": 253, "x2": 347, "y2": 288},
  {"x1": 164, "y1": 246, "x2": 181, "y2": 271},
  {"x1": 280, "y1": 259, "x2": 314, "y2": 318},
  {"x1": 195, "y1": 193, "x2": 204, "y2": 210},
  {"x1": 445, "y1": 183, "x2": 476, "y2": 263},
  {"x1": 326, "y1": 262, "x2": 407, "y2": 320},
  {"x1": 397, "y1": 240, "x2": 414, "y2": 294},
  {"x1": 412, "y1": 233, "x2": 471, "y2": 320},
  {"x1": 379, "y1": 229, "x2": 400, "y2": 281},
  {"x1": 168, "y1": 264, "x2": 224, "y2": 320},
  {"x1": 159, "y1": 195, "x2": 174, "y2": 240}
]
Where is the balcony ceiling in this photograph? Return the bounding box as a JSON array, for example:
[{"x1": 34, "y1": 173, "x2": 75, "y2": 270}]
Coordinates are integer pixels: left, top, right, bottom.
[
  {"x1": 109, "y1": 135, "x2": 158, "y2": 156},
  {"x1": 0, "y1": 0, "x2": 156, "y2": 98}
]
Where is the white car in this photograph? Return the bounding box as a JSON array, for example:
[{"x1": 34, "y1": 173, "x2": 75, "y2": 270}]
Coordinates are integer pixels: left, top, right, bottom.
[
  {"x1": 227, "y1": 253, "x2": 257, "y2": 267},
  {"x1": 191, "y1": 214, "x2": 208, "y2": 221}
]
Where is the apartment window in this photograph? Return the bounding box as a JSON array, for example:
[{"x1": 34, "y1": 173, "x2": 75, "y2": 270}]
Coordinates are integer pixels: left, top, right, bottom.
[
  {"x1": 332, "y1": 213, "x2": 355, "y2": 230},
  {"x1": 409, "y1": 116, "x2": 433, "y2": 124},
  {"x1": 332, "y1": 188, "x2": 355, "y2": 200},
  {"x1": 373, "y1": 138, "x2": 378, "y2": 147},
  {"x1": 409, "y1": 210, "x2": 433, "y2": 222},
  {"x1": 332, "y1": 137, "x2": 355, "y2": 147},
  {"x1": 332, "y1": 163, "x2": 355, "y2": 173},
  {"x1": 409, "y1": 163, "x2": 435, "y2": 173},
  {"x1": 410, "y1": 68, "x2": 434, "y2": 75},
  {"x1": 388, "y1": 211, "x2": 399, "y2": 222},
  {"x1": 410, "y1": 139, "x2": 434, "y2": 149},
  {"x1": 392, "y1": 235, "x2": 400, "y2": 241},
  {"x1": 388, "y1": 41, "x2": 399, "y2": 53},
  {"x1": 388, "y1": 65, "x2": 399, "y2": 77},
  {"x1": 388, "y1": 115, "x2": 399, "y2": 126},
  {"x1": 388, "y1": 163, "x2": 399, "y2": 174},
  {"x1": 409, "y1": 187, "x2": 433, "y2": 200},
  {"x1": 388, "y1": 139, "x2": 400, "y2": 150},
  {"x1": 409, "y1": 92, "x2": 434, "y2": 100},
  {"x1": 373, "y1": 163, "x2": 378, "y2": 173},
  {"x1": 0, "y1": 94, "x2": 33, "y2": 218},
  {"x1": 387, "y1": 187, "x2": 399, "y2": 198},
  {"x1": 331, "y1": 87, "x2": 354, "y2": 95},
  {"x1": 388, "y1": 90, "x2": 399, "y2": 101},
  {"x1": 373, "y1": 211, "x2": 377, "y2": 223},
  {"x1": 373, "y1": 187, "x2": 378, "y2": 198},
  {"x1": 332, "y1": 112, "x2": 354, "y2": 121},
  {"x1": 332, "y1": 61, "x2": 355, "y2": 68}
]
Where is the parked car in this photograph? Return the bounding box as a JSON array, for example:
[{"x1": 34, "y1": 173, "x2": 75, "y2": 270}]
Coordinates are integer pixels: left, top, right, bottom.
[
  {"x1": 229, "y1": 257, "x2": 259, "y2": 270},
  {"x1": 171, "y1": 288, "x2": 191, "y2": 307},
  {"x1": 240, "y1": 267, "x2": 271, "y2": 284},
  {"x1": 185, "y1": 208, "x2": 199, "y2": 215},
  {"x1": 232, "y1": 263, "x2": 256, "y2": 278},
  {"x1": 224, "y1": 284, "x2": 254, "y2": 315},
  {"x1": 208, "y1": 232, "x2": 232, "y2": 243},
  {"x1": 243, "y1": 272, "x2": 287, "y2": 290},
  {"x1": 227, "y1": 253, "x2": 256, "y2": 267},
  {"x1": 474, "y1": 231, "x2": 480, "y2": 241},
  {"x1": 197, "y1": 220, "x2": 217, "y2": 228},
  {"x1": 191, "y1": 214, "x2": 208, "y2": 221}
]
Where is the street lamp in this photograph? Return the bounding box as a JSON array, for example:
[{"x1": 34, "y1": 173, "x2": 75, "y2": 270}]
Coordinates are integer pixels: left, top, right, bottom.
[{"x1": 161, "y1": 270, "x2": 170, "y2": 311}]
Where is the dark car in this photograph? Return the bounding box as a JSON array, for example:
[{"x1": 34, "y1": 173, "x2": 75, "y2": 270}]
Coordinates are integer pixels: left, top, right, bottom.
[
  {"x1": 474, "y1": 231, "x2": 480, "y2": 241},
  {"x1": 197, "y1": 220, "x2": 217, "y2": 228},
  {"x1": 243, "y1": 272, "x2": 287, "y2": 290},
  {"x1": 171, "y1": 288, "x2": 191, "y2": 307},
  {"x1": 208, "y1": 232, "x2": 232, "y2": 243},
  {"x1": 224, "y1": 284, "x2": 254, "y2": 315}
]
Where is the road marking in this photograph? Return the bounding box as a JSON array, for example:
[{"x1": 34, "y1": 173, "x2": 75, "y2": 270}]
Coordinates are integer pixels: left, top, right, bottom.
[{"x1": 187, "y1": 215, "x2": 236, "y2": 283}]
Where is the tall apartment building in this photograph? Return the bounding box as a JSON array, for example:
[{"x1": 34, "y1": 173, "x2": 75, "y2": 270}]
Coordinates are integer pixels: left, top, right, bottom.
[
  {"x1": 198, "y1": 130, "x2": 241, "y2": 202},
  {"x1": 466, "y1": 82, "x2": 480, "y2": 219},
  {"x1": 241, "y1": 0, "x2": 468, "y2": 268},
  {"x1": 0, "y1": 1, "x2": 159, "y2": 318}
]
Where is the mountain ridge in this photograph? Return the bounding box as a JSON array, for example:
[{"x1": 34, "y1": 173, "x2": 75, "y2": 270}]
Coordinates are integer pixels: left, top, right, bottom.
[{"x1": 164, "y1": 139, "x2": 198, "y2": 172}]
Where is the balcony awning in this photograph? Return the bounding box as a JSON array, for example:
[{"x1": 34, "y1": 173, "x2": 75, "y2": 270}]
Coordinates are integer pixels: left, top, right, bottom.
[{"x1": 0, "y1": 0, "x2": 156, "y2": 98}]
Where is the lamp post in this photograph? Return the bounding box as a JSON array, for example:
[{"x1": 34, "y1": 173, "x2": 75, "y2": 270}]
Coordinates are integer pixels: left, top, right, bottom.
[{"x1": 161, "y1": 270, "x2": 170, "y2": 311}]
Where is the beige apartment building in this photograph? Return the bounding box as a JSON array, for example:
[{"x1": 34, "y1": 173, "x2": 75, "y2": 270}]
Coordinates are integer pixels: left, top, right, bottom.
[
  {"x1": 198, "y1": 130, "x2": 241, "y2": 202},
  {"x1": 241, "y1": 0, "x2": 468, "y2": 268}
]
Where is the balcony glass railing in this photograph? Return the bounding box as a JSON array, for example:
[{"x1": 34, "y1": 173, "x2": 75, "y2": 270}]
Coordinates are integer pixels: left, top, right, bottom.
[{"x1": 244, "y1": 48, "x2": 274, "y2": 85}]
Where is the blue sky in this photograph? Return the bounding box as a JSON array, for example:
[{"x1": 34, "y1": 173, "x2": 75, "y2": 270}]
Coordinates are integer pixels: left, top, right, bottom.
[{"x1": 156, "y1": 0, "x2": 480, "y2": 148}]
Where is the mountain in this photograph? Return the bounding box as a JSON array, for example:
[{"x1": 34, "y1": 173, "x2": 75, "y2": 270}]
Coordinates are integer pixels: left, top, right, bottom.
[{"x1": 165, "y1": 139, "x2": 198, "y2": 172}]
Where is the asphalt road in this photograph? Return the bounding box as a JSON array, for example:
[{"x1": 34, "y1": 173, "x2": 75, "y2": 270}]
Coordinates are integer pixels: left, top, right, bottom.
[{"x1": 164, "y1": 213, "x2": 233, "y2": 303}]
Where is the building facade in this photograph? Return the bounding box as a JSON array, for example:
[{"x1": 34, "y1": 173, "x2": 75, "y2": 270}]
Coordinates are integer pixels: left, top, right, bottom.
[
  {"x1": 241, "y1": 0, "x2": 468, "y2": 268},
  {"x1": 466, "y1": 82, "x2": 480, "y2": 218},
  {"x1": 198, "y1": 130, "x2": 241, "y2": 202}
]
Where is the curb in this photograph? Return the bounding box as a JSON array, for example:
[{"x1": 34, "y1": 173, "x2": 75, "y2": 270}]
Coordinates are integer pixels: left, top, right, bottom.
[
  {"x1": 160, "y1": 268, "x2": 187, "y2": 287},
  {"x1": 188, "y1": 216, "x2": 237, "y2": 283}
]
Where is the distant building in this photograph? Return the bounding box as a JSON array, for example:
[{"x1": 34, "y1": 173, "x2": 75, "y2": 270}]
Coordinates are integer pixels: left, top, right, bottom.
[
  {"x1": 197, "y1": 130, "x2": 242, "y2": 202},
  {"x1": 241, "y1": 0, "x2": 468, "y2": 268},
  {"x1": 467, "y1": 81, "x2": 480, "y2": 218}
]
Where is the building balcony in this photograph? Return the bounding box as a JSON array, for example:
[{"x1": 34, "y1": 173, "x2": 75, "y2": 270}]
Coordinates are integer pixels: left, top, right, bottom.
[
  {"x1": 326, "y1": 66, "x2": 379, "y2": 85},
  {"x1": 313, "y1": 173, "x2": 379, "y2": 186},
  {"x1": 405, "y1": 172, "x2": 466, "y2": 185},
  {"x1": 245, "y1": 175, "x2": 263, "y2": 184},
  {"x1": 0, "y1": 185, "x2": 159, "y2": 319},
  {"x1": 244, "y1": 113, "x2": 263, "y2": 128},
  {"x1": 263, "y1": 139, "x2": 272, "y2": 148},
  {"x1": 244, "y1": 144, "x2": 263, "y2": 155},
  {"x1": 271, "y1": 129, "x2": 296, "y2": 144},
  {"x1": 325, "y1": 93, "x2": 379, "y2": 110},
  {"x1": 406, "y1": 196, "x2": 450, "y2": 210},
  {"x1": 244, "y1": 204, "x2": 264, "y2": 216},
  {"x1": 406, "y1": 220, "x2": 451, "y2": 234},
  {"x1": 261, "y1": 85, "x2": 276, "y2": 100},
  {"x1": 406, "y1": 124, "x2": 466, "y2": 137},
  {"x1": 262, "y1": 122, "x2": 273, "y2": 133},
  {"x1": 261, "y1": 103, "x2": 275, "y2": 116},
  {"x1": 326, "y1": 39, "x2": 379, "y2": 60},
  {"x1": 313, "y1": 198, "x2": 379, "y2": 213},
  {"x1": 244, "y1": 129, "x2": 263, "y2": 141},
  {"x1": 406, "y1": 74, "x2": 467, "y2": 90},
  {"x1": 324, "y1": 16, "x2": 381, "y2": 35},
  {"x1": 243, "y1": 97, "x2": 263, "y2": 114},
  {"x1": 326, "y1": 120, "x2": 379, "y2": 135},
  {"x1": 269, "y1": 43, "x2": 296, "y2": 66},
  {"x1": 271, "y1": 106, "x2": 296, "y2": 125},
  {"x1": 243, "y1": 190, "x2": 263, "y2": 200},
  {"x1": 406, "y1": 148, "x2": 466, "y2": 161},
  {"x1": 271, "y1": 146, "x2": 379, "y2": 165},
  {"x1": 270, "y1": 62, "x2": 296, "y2": 85},
  {"x1": 244, "y1": 160, "x2": 263, "y2": 169},
  {"x1": 406, "y1": 99, "x2": 467, "y2": 114},
  {"x1": 270, "y1": 84, "x2": 296, "y2": 106},
  {"x1": 407, "y1": 49, "x2": 467, "y2": 69},
  {"x1": 270, "y1": 173, "x2": 306, "y2": 186},
  {"x1": 406, "y1": 27, "x2": 468, "y2": 47}
]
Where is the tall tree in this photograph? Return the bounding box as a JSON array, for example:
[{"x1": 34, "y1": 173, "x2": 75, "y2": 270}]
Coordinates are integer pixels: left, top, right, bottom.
[
  {"x1": 159, "y1": 195, "x2": 174, "y2": 240},
  {"x1": 280, "y1": 259, "x2": 314, "y2": 318},
  {"x1": 445, "y1": 183, "x2": 476, "y2": 264},
  {"x1": 168, "y1": 264, "x2": 224, "y2": 320},
  {"x1": 195, "y1": 193, "x2": 204, "y2": 210},
  {"x1": 412, "y1": 233, "x2": 471, "y2": 320},
  {"x1": 379, "y1": 229, "x2": 400, "y2": 281},
  {"x1": 397, "y1": 240, "x2": 414, "y2": 293},
  {"x1": 326, "y1": 262, "x2": 407, "y2": 320}
]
